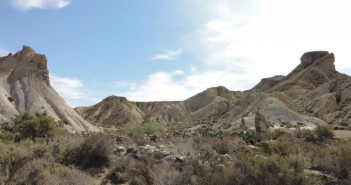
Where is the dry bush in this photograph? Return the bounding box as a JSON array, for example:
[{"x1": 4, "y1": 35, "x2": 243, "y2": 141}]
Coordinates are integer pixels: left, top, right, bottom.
[
  {"x1": 261, "y1": 137, "x2": 299, "y2": 156},
  {"x1": 234, "y1": 152, "x2": 322, "y2": 185},
  {"x1": 213, "y1": 135, "x2": 231, "y2": 155},
  {"x1": 0, "y1": 142, "x2": 32, "y2": 184},
  {"x1": 173, "y1": 137, "x2": 194, "y2": 156},
  {"x1": 150, "y1": 163, "x2": 192, "y2": 185},
  {"x1": 6, "y1": 159, "x2": 97, "y2": 185},
  {"x1": 314, "y1": 141, "x2": 351, "y2": 180},
  {"x1": 0, "y1": 140, "x2": 97, "y2": 185},
  {"x1": 294, "y1": 128, "x2": 314, "y2": 139},
  {"x1": 132, "y1": 134, "x2": 150, "y2": 146},
  {"x1": 62, "y1": 133, "x2": 114, "y2": 170},
  {"x1": 263, "y1": 129, "x2": 293, "y2": 140},
  {"x1": 104, "y1": 157, "x2": 154, "y2": 185}
]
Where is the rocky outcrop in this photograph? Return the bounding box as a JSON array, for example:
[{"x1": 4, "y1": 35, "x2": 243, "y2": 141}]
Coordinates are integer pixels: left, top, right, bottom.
[
  {"x1": 254, "y1": 112, "x2": 268, "y2": 133},
  {"x1": 252, "y1": 75, "x2": 285, "y2": 92},
  {"x1": 76, "y1": 51, "x2": 351, "y2": 131},
  {"x1": 0, "y1": 46, "x2": 99, "y2": 132},
  {"x1": 75, "y1": 96, "x2": 144, "y2": 126}
]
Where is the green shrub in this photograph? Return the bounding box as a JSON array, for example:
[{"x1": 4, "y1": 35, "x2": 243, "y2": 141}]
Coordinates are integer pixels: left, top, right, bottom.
[
  {"x1": 315, "y1": 125, "x2": 334, "y2": 142},
  {"x1": 0, "y1": 113, "x2": 57, "y2": 141},
  {"x1": 0, "y1": 130, "x2": 16, "y2": 142},
  {"x1": 121, "y1": 122, "x2": 165, "y2": 136},
  {"x1": 242, "y1": 133, "x2": 261, "y2": 145}
]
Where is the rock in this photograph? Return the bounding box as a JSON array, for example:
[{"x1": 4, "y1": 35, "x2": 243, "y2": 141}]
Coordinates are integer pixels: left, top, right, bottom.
[
  {"x1": 114, "y1": 146, "x2": 126, "y2": 155},
  {"x1": 222, "y1": 154, "x2": 233, "y2": 161},
  {"x1": 126, "y1": 146, "x2": 135, "y2": 153},
  {"x1": 115, "y1": 136, "x2": 125, "y2": 143},
  {"x1": 149, "y1": 135, "x2": 159, "y2": 142},
  {"x1": 175, "y1": 156, "x2": 186, "y2": 163},
  {"x1": 141, "y1": 144, "x2": 156, "y2": 152},
  {"x1": 154, "y1": 150, "x2": 171, "y2": 159},
  {"x1": 156, "y1": 144, "x2": 165, "y2": 150},
  {"x1": 255, "y1": 112, "x2": 268, "y2": 133},
  {"x1": 135, "y1": 151, "x2": 142, "y2": 159},
  {"x1": 0, "y1": 46, "x2": 99, "y2": 133},
  {"x1": 300, "y1": 51, "x2": 329, "y2": 67},
  {"x1": 164, "y1": 155, "x2": 175, "y2": 161}
]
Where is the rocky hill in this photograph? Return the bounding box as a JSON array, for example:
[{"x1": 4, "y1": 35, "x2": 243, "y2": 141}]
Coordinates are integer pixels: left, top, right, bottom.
[
  {"x1": 76, "y1": 51, "x2": 350, "y2": 132},
  {"x1": 0, "y1": 46, "x2": 99, "y2": 132}
]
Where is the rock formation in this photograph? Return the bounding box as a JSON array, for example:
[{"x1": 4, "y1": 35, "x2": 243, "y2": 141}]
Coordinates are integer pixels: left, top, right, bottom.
[
  {"x1": 76, "y1": 51, "x2": 351, "y2": 132},
  {"x1": 0, "y1": 46, "x2": 99, "y2": 132}
]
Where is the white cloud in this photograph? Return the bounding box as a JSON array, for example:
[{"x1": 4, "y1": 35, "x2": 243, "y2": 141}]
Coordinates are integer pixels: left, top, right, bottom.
[
  {"x1": 11, "y1": 0, "x2": 71, "y2": 11},
  {"x1": 117, "y1": 70, "x2": 254, "y2": 101},
  {"x1": 114, "y1": 81, "x2": 137, "y2": 90},
  {"x1": 180, "y1": 0, "x2": 351, "y2": 87},
  {"x1": 114, "y1": 0, "x2": 351, "y2": 102},
  {"x1": 0, "y1": 48, "x2": 9, "y2": 56},
  {"x1": 50, "y1": 74, "x2": 104, "y2": 107},
  {"x1": 50, "y1": 74, "x2": 85, "y2": 100},
  {"x1": 151, "y1": 48, "x2": 183, "y2": 61}
]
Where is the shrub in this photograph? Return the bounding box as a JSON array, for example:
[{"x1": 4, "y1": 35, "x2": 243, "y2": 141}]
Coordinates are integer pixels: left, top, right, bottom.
[
  {"x1": 235, "y1": 152, "x2": 322, "y2": 185},
  {"x1": 0, "y1": 113, "x2": 57, "y2": 141},
  {"x1": 315, "y1": 125, "x2": 334, "y2": 142},
  {"x1": 0, "y1": 130, "x2": 16, "y2": 142},
  {"x1": 242, "y1": 133, "x2": 261, "y2": 145},
  {"x1": 0, "y1": 142, "x2": 33, "y2": 184},
  {"x1": 62, "y1": 134, "x2": 113, "y2": 170},
  {"x1": 314, "y1": 141, "x2": 351, "y2": 180},
  {"x1": 261, "y1": 137, "x2": 299, "y2": 156},
  {"x1": 121, "y1": 122, "x2": 166, "y2": 136},
  {"x1": 213, "y1": 135, "x2": 231, "y2": 155},
  {"x1": 104, "y1": 158, "x2": 154, "y2": 185},
  {"x1": 8, "y1": 159, "x2": 97, "y2": 185}
]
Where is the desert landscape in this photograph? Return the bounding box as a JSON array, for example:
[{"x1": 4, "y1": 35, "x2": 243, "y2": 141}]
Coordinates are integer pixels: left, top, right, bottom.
[
  {"x1": 2, "y1": 1, "x2": 351, "y2": 185},
  {"x1": 1, "y1": 47, "x2": 351, "y2": 185}
]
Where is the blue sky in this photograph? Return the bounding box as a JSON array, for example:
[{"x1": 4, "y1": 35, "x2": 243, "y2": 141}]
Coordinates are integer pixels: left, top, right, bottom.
[{"x1": 1, "y1": 0, "x2": 351, "y2": 106}]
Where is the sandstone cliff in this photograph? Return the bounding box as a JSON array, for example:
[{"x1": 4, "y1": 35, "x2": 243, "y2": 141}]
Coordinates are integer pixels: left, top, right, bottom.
[{"x1": 0, "y1": 46, "x2": 99, "y2": 132}]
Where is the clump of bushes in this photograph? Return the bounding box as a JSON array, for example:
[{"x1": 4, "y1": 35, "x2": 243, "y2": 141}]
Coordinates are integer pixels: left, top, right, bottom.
[
  {"x1": 242, "y1": 133, "x2": 261, "y2": 145},
  {"x1": 0, "y1": 112, "x2": 58, "y2": 142},
  {"x1": 120, "y1": 122, "x2": 166, "y2": 136},
  {"x1": 0, "y1": 141, "x2": 97, "y2": 185},
  {"x1": 62, "y1": 134, "x2": 113, "y2": 170}
]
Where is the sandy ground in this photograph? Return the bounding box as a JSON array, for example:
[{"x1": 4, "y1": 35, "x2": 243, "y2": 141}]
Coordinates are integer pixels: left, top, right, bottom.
[{"x1": 333, "y1": 130, "x2": 351, "y2": 139}]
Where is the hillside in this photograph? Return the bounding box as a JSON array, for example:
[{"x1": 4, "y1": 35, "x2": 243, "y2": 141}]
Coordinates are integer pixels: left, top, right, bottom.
[
  {"x1": 76, "y1": 51, "x2": 350, "y2": 131},
  {"x1": 0, "y1": 46, "x2": 99, "y2": 132}
]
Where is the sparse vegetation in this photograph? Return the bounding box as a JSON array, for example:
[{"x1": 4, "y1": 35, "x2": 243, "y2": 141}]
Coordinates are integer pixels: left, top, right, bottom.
[
  {"x1": 1, "y1": 113, "x2": 351, "y2": 184},
  {"x1": 120, "y1": 122, "x2": 166, "y2": 136}
]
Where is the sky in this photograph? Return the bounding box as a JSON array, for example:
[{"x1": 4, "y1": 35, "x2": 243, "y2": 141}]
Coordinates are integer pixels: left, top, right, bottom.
[{"x1": 1, "y1": 0, "x2": 351, "y2": 107}]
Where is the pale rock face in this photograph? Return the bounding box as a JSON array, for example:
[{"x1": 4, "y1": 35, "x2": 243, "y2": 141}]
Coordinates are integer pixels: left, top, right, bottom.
[{"x1": 0, "y1": 46, "x2": 99, "y2": 133}]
